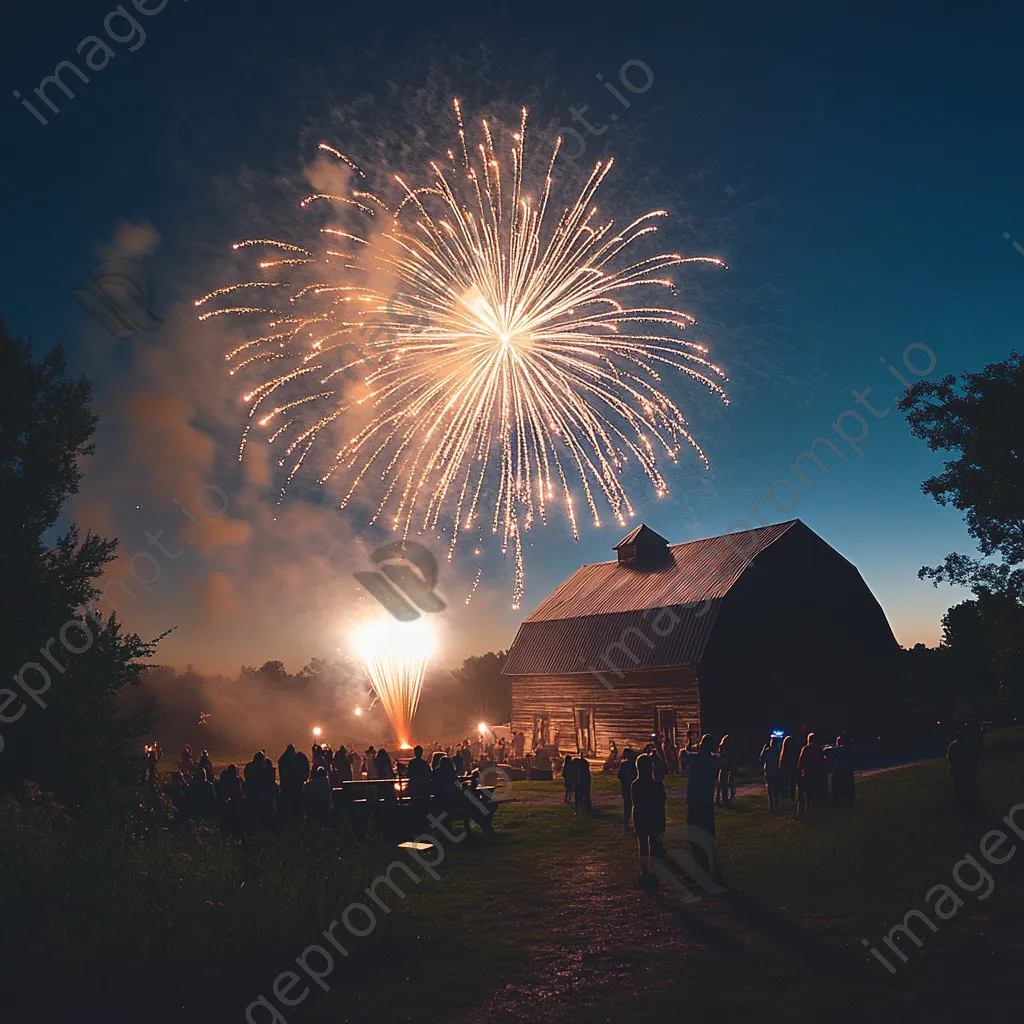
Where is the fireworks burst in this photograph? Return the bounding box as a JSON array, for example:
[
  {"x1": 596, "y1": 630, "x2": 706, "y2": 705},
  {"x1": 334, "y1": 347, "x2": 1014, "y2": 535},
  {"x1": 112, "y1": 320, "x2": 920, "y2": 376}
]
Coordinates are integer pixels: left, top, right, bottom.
[
  {"x1": 351, "y1": 618, "x2": 435, "y2": 747},
  {"x1": 201, "y1": 101, "x2": 728, "y2": 606}
]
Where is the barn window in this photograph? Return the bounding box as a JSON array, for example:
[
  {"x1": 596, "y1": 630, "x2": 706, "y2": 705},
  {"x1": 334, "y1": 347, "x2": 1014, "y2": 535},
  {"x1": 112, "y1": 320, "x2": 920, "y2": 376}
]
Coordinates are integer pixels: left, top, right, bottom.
[
  {"x1": 532, "y1": 715, "x2": 550, "y2": 750},
  {"x1": 618, "y1": 543, "x2": 637, "y2": 565},
  {"x1": 574, "y1": 708, "x2": 595, "y2": 756}
]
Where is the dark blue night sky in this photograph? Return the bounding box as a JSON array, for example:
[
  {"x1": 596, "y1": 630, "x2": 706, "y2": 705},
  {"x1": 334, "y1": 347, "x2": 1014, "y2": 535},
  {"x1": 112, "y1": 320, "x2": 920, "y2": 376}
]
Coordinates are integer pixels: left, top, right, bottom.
[{"x1": 2, "y1": 0, "x2": 1022, "y2": 670}]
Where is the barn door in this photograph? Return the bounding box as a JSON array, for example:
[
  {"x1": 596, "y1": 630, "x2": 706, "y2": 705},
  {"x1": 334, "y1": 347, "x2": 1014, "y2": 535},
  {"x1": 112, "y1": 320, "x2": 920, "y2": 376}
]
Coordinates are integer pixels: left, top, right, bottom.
[
  {"x1": 655, "y1": 708, "x2": 677, "y2": 747},
  {"x1": 574, "y1": 708, "x2": 595, "y2": 756},
  {"x1": 532, "y1": 715, "x2": 550, "y2": 750}
]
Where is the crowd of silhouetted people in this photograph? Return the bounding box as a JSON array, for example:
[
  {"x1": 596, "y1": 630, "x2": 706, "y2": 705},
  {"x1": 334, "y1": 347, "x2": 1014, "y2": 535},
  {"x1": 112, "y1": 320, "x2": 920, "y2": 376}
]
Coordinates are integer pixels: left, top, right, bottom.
[
  {"x1": 145, "y1": 739, "x2": 499, "y2": 833},
  {"x1": 762, "y1": 731, "x2": 857, "y2": 814},
  {"x1": 603, "y1": 729, "x2": 861, "y2": 885},
  {"x1": 559, "y1": 753, "x2": 593, "y2": 812},
  {"x1": 144, "y1": 718, "x2": 987, "y2": 869}
]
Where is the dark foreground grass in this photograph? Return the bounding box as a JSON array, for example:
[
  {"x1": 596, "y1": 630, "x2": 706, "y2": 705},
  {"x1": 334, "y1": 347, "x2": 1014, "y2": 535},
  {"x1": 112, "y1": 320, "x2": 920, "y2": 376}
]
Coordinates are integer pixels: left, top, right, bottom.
[{"x1": 2, "y1": 732, "x2": 1022, "y2": 1022}]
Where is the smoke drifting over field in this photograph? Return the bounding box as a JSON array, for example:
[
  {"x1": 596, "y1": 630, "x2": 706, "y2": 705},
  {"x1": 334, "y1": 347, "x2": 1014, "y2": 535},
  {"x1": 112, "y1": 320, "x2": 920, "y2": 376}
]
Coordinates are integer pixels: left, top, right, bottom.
[{"x1": 127, "y1": 654, "x2": 502, "y2": 758}]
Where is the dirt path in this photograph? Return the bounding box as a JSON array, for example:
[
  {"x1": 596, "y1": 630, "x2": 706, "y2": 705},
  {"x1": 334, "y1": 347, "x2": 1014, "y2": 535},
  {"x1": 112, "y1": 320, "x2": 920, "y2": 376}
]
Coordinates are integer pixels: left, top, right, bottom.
[
  {"x1": 469, "y1": 760, "x2": 944, "y2": 1022},
  {"x1": 471, "y1": 810, "x2": 710, "y2": 1023},
  {"x1": 468, "y1": 804, "x2": 812, "y2": 1024}
]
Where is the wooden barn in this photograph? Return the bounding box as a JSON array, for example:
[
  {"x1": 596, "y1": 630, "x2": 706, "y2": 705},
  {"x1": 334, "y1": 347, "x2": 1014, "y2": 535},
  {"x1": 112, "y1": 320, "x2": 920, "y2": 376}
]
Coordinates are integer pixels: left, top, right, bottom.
[{"x1": 503, "y1": 520, "x2": 899, "y2": 757}]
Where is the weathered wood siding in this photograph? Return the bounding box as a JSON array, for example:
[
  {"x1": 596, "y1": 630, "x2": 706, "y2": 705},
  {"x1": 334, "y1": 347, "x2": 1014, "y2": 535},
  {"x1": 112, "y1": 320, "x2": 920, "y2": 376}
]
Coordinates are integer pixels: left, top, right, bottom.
[{"x1": 510, "y1": 666, "x2": 700, "y2": 756}]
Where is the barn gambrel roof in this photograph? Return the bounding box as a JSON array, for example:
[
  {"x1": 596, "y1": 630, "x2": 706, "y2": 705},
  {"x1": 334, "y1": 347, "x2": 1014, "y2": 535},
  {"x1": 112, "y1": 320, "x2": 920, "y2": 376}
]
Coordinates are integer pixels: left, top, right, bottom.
[{"x1": 502, "y1": 520, "x2": 804, "y2": 675}]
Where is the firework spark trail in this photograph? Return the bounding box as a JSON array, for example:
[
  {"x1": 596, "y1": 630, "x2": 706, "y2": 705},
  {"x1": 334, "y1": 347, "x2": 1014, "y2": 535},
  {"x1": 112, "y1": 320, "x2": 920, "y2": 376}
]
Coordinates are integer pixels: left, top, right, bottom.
[
  {"x1": 352, "y1": 619, "x2": 434, "y2": 746},
  {"x1": 201, "y1": 101, "x2": 729, "y2": 607}
]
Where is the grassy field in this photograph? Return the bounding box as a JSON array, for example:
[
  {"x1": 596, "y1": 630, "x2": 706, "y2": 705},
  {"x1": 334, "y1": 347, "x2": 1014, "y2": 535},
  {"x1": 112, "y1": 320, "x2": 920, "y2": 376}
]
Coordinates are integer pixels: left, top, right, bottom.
[
  {"x1": 310, "y1": 731, "x2": 1024, "y2": 1024},
  {"x1": 2, "y1": 731, "x2": 1022, "y2": 1022}
]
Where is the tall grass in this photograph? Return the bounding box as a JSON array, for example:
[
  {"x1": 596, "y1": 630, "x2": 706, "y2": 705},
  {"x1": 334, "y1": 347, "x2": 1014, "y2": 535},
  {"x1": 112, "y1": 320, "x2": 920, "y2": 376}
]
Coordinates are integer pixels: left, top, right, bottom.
[{"x1": 0, "y1": 783, "x2": 390, "y2": 991}]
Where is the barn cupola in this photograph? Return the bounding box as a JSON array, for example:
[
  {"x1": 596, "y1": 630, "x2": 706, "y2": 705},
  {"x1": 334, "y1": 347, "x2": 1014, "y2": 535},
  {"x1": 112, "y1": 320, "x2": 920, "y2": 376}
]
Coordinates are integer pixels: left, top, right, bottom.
[{"x1": 614, "y1": 524, "x2": 670, "y2": 569}]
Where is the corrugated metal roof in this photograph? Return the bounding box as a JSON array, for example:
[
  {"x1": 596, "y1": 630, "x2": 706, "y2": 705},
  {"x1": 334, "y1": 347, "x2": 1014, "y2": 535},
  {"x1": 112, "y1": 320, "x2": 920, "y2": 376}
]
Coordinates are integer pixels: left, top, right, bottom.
[
  {"x1": 503, "y1": 520, "x2": 802, "y2": 676},
  {"x1": 525, "y1": 520, "x2": 799, "y2": 622},
  {"x1": 502, "y1": 602, "x2": 723, "y2": 676}
]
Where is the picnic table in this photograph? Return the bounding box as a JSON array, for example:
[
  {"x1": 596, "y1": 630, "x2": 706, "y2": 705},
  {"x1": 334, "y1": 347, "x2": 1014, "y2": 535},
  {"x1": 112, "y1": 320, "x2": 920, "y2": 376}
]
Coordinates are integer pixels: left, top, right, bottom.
[{"x1": 331, "y1": 772, "x2": 512, "y2": 831}]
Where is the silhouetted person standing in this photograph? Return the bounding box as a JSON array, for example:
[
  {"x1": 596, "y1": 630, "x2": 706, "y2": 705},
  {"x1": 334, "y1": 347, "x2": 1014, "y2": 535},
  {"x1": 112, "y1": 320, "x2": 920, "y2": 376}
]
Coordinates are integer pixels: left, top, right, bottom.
[
  {"x1": 278, "y1": 743, "x2": 298, "y2": 783},
  {"x1": 217, "y1": 764, "x2": 244, "y2": 831},
  {"x1": 407, "y1": 745, "x2": 431, "y2": 795},
  {"x1": 679, "y1": 734, "x2": 722, "y2": 881},
  {"x1": 144, "y1": 745, "x2": 159, "y2": 784},
  {"x1": 375, "y1": 747, "x2": 396, "y2": 813},
  {"x1": 574, "y1": 756, "x2": 592, "y2": 814},
  {"x1": 243, "y1": 751, "x2": 265, "y2": 788},
  {"x1": 779, "y1": 735, "x2": 799, "y2": 805},
  {"x1": 760, "y1": 734, "x2": 783, "y2": 810},
  {"x1": 245, "y1": 757, "x2": 278, "y2": 829},
  {"x1": 798, "y1": 733, "x2": 828, "y2": 814},
  {"x1": 716, "y1": 735, "x2": 738, "y2": 806},
  {"x1": 187, "y1": 767, "x2": 217, "y2": 819},
  {"x1": 947, "y1": 726, "x2": 982, "y2": 815},
  {"x1": 631, "y1": 753, "x2": 667, "y2": 883},
  {"x1": 295, "y1": 748, "x2": 310, "y2": 785},
  {"x1": 618, "y1": 748, "x2": 638, "y2": 833},
  {"x1": 333, "y1": 746, "x2": 352, "y2": 784},
  {"x1": 828, "y1": 734, "x2": 855, "y2": 808},
  {"x1": 375, "y1": 747, "x2": 394, "y2": 780},
  {"x1": 432, "y1": 753, "x2": 466, "y2": 832},
  {"x1": 407, "y1": 744, "x2": 432, "y2": 827},
  {"x1": 278, "y1": 743, "x2": 307, "y2": 822},
  {"x1": 303, "y1": 765, "x2": 332, "y2": 827},
  {"x1": 562, "y1": 754, "x2": 576, "y2": 804},
  {"x1": 649, "y1": 744, "x2": 669, "y2": 784}
]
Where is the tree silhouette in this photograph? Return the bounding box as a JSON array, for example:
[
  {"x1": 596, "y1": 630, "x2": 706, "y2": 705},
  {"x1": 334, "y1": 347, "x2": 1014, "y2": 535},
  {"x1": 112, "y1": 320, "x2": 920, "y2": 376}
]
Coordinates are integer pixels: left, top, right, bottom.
[
  {"x1": 452, "y1": 651, "x2": 510, "y2": 724},
  {"x1": 900, "y1": 351, "x2": 1024, "y2": 717},
  {"x1": 0, "y1": 317, "x2": 159, "y2": 799},
  {"x1": 900, "y1": 351, "x2": 1024, "y2": 599}
]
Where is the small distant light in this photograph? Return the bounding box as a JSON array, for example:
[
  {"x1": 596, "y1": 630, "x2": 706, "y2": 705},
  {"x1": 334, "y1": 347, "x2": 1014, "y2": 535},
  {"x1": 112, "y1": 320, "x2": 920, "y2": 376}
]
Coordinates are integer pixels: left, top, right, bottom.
[
  {"x1": 478, "y1": 722, "x2": 487, "y2": 734},
  {"x1": 397, "y1": 841, "x2": 434, "y2": 851},
  {"x1": 313, "y1": 727, "x2": 322, "y2": 737},
  {"x1": 354, "y1": 708, "x2": 362, "y2": 716}
]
